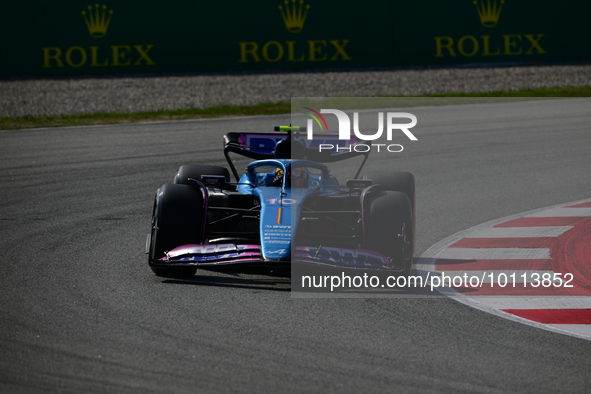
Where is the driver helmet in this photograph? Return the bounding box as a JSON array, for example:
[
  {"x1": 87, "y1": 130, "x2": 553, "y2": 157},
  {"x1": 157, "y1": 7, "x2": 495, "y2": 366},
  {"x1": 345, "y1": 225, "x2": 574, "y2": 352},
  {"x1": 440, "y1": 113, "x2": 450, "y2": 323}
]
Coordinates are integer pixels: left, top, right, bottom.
[{"x1": 272, "y1": 168, "x2": 284, "y2": 186}]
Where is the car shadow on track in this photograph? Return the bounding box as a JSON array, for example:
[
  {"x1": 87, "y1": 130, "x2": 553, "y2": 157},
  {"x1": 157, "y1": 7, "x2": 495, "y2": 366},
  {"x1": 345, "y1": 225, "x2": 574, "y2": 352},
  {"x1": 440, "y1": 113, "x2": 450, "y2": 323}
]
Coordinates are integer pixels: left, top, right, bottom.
[
  {"x1": 158, "y1": 264, "x2": 440, "y2": 296},
  {"x1": 159, "y1": 266, "x2": 291, "y2": 292}
]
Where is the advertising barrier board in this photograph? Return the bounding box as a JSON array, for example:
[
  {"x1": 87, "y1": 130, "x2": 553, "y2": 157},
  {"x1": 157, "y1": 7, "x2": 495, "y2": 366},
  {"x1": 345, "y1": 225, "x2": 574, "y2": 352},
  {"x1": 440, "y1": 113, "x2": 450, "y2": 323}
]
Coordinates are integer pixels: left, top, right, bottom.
[{"x1": 1, "y1": 0, "x2": 588, "y2": 77}]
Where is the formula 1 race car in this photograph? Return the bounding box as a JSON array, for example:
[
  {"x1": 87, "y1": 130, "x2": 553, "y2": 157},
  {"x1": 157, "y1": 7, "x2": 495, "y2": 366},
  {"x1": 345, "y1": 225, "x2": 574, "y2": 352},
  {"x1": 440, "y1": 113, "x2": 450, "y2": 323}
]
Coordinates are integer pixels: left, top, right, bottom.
[{"x1": 147, "y1": 126, "x2": 415, "y2": 278}]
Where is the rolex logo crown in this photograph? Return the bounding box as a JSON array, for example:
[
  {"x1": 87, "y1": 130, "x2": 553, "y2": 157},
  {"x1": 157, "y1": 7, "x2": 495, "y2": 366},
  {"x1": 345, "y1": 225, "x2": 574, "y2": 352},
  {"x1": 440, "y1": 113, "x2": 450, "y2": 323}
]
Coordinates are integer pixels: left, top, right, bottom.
[
  {"x1": 81, "y1": 3, "x2": 114, "y2": 38},
  {"x1": 278, "y1": 0, "x2": 310, "y2": 33},
  {"x1": 473, "y1": 0, "x2": 504, "y2": 28}
]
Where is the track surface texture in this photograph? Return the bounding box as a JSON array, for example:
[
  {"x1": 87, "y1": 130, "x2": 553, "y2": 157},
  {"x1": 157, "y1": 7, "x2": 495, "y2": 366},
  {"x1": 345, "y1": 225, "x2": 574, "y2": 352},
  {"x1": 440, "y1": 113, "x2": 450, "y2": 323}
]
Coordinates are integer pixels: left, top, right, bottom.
[
  {"x1": 1, "y1": 64, "x2": 591, "y2": 116},
  {"x1": 1, "y1": 98, "x2": 590, "y2": 393}
]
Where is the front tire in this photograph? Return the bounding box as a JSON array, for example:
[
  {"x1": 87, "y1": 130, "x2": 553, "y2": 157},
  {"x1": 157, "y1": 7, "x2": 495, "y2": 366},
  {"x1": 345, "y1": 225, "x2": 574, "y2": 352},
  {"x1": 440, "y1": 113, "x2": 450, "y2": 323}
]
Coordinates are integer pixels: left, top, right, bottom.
[
  {"x1": 148, "y1": 183, "x2": 204, "y2": 277},
  {"x1": 362, "y1": 171, "x2": 415, "y2": 237},
  {"x1": 364, "y1": 191, "x2": 413, "y2": 276}
]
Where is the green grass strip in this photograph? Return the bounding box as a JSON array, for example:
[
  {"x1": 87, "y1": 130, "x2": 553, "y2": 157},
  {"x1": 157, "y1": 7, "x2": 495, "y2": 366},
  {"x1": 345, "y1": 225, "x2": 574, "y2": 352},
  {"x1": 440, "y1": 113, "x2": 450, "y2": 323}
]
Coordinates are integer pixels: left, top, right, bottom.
[
  {"x1": 2, "y1": 85, "x2": 589, "y2": 130},
  {"x1": 0, "y1": 102, "x2": 291, "y2": 131}
]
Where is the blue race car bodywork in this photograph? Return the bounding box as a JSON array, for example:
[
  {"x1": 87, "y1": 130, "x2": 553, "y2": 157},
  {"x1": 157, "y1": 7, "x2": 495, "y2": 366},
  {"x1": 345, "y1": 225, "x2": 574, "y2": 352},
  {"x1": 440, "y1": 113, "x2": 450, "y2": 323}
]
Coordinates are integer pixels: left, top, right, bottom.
[{"x1": 147, "y1": 127, "x2": 414, "y2": 275}]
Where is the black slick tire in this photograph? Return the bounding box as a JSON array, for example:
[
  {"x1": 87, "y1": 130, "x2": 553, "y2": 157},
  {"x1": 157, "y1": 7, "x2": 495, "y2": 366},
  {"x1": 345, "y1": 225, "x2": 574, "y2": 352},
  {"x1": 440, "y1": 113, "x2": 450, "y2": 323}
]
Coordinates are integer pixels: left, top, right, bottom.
[
  {"x1": 364, "y1": 191, "x2": 414, "y2": 277},
  {"x1": 148, "y1": 183, "x2": 204, "y2": 277},
  {"x1": 362, "y1": 171, "x2": 415, "y2": 238}
]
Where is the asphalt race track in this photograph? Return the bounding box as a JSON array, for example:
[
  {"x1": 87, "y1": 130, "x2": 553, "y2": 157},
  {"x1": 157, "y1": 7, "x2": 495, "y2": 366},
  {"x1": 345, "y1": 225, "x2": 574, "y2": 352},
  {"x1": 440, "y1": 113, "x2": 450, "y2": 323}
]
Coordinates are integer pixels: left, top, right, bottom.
[{"x1": 1, "y1": 98, "x2": 590, "y2": 393}]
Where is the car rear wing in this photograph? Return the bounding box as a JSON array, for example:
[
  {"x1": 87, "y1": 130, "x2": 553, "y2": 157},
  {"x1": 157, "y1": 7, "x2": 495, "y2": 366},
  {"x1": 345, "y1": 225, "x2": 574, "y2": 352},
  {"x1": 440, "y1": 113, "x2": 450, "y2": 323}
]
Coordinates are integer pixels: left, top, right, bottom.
[{"x1": 223, "y1": 132, "x2": 369, "y2": 181}]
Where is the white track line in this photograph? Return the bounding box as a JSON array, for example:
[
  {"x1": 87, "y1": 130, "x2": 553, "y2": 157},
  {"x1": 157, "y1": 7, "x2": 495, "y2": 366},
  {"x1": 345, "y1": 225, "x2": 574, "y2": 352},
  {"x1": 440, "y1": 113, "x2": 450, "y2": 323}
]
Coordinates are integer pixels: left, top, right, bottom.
[
  {"x1": 465, "y1": 226, "x2": 572, "y2": 238},
  {"x1": 436, "y1": 248, "x2": 550, "y2": 260},
  {"x1": 470, "y1": 297, "x2": 591, "y2": 309},
  {"x1": 526, "y1": 207, "x2": 591, "y2": 217},
  {"x1": 547, "y1": 325, "x2": 591, "y2": 337}
]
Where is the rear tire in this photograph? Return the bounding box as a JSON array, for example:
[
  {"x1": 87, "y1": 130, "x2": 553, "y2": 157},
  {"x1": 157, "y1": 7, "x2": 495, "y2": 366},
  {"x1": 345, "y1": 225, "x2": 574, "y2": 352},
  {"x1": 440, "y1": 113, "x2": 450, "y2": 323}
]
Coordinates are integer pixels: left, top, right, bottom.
[
  {"x1": 148, "y1": 184, "x2": 204, "y2": 277},
  {"x1": 174, "y1": 164, "x2": 230, "y2": 186},
  {"x1": 364, "y1": 191, "x2": 413, "y2": 276}
]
